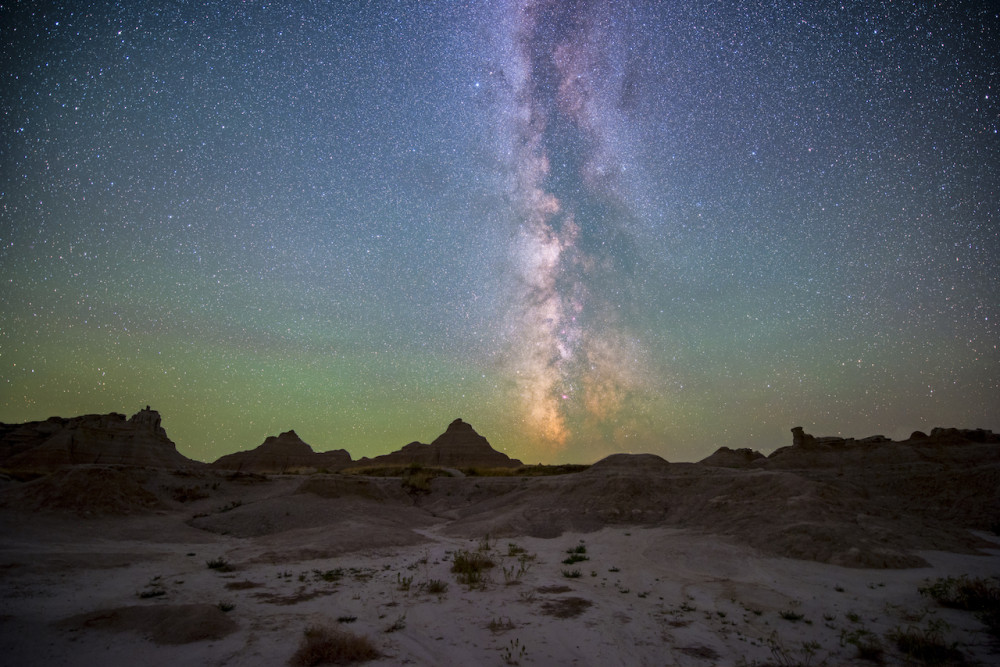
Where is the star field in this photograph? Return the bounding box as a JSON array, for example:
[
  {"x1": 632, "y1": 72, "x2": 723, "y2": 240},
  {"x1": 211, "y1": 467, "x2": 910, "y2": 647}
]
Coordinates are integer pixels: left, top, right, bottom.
[{"x1": 2, "y1": 1, "x2": 997, "y2": 463}]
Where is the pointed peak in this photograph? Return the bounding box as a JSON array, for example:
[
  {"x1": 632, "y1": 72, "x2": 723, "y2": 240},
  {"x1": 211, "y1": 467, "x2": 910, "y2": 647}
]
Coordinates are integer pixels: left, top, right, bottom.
[{"x1": 446, "y1": 418, "x2": 474, "y2": 433}]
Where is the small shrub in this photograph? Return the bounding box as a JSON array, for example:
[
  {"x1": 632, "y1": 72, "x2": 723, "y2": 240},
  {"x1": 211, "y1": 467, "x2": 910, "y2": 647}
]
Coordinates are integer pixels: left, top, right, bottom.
[
  {"x1": 779, "y1": 610, "x2": 805, "y2": 622},
  {"x1": 920, "y1": 575, "x2": 1000, "y2": 638},
  {"x1": 507, "y1": 543, "x2": 526, "y2": 556},
  {"x1": 841, "y1": 628, "x2": 883, "y2": 663},
  {"x1": 396, "y1": 573, "x2": 413, "y2": 591},
  {"x1": 217, "y1": 601, "x2": 235, "y2": 612},
  {"x1": 313, "y1": 569, "x2": 343, "y2": 583},
  {"x1": 337, "y1": 615, "x2": 357, "y2": 624},
  {"x1": 888, "y1": 623, "x2": 964, "y2": 665},
  {"x1": 452, "y1": 549, "x2": 494, "y2": 587},
  {"x1": 424, "y1": 579, "x2": 448, "y2": 595},
  {"x1": 562, "y1": 569, "x2": 581, "y2": 578},
  {"x1": 207, "y1": 557, "x2": 233, "y2": 572},
  {"x1": 502, "y1": 637, "x2": 526, "y2": 665},
  {"x1": 289, "y1": 625, "x2": 380, "y2": 666},
  {"x1": 488, "y1": 616, "x2": 516, "y2": 633},
  {"x1": 562, "y1": 553, "x2": 589, "y2": 565}
]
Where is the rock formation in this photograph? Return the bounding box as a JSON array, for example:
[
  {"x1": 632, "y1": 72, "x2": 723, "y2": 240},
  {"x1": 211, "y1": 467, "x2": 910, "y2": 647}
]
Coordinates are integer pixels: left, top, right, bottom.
[
  {"x1": 364, "y1": 418, "x2": 522, "y2": 469},
  {"x1": 0, "y1": 407, "x2": 200, "y2": 471},
  {"x1": 766, "y1": 425, "x2": 999, "y2": 468},
  {"x1": 698, "y1": 446, "x2": 765, "y2": 468},
  {"x1": 211, "y1": 430, "x2": 352, "y2": 473}
]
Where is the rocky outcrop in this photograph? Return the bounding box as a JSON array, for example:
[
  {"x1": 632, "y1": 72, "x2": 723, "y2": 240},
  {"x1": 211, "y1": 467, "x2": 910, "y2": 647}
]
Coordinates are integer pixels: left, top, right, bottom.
[
  {"x1": 364, "y1": 419, "x2": 522, "y2": 469},
  {"x1": 698, "y1": 446, "x2": 765, "y2": 468},
  {"x1": 0, "y1": 407, "x2": 200, "y2": 471},
  {"x1": 211, "y1": 430, "x2": 352, "y2": 473},
  {"x1": 766, "y1": 426, "x2": 999, "y2": 468}
]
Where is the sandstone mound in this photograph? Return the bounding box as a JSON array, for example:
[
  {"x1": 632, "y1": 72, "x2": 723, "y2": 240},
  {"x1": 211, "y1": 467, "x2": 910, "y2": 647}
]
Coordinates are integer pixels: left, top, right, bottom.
[
  {"x1": 365, "y1": 419, "x2": 522, "y2": 469},
  {"x1": 698, "y1": 447, "x2": 765, "y2": 468},
  {"x1": 0, "y1": 466, "x2": 161, "y2": 516},
  {"x1": 211, "y1": 430, "x2": 351, "y2": 473},
  {"x1": 586, "y1": 453, "x2": 671, "y2": 473},
  {"x1": 0, "y1": 407, "x2": 199, "y2": 471},
  {"x1": 432, "y1": 461, "x2": 991, "y2": 567}
]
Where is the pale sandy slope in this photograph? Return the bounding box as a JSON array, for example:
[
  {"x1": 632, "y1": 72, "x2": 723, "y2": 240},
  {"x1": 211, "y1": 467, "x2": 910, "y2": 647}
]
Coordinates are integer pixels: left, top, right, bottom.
[{"x1": 1, "y1": 503, "x2": 998, "y2": 666}]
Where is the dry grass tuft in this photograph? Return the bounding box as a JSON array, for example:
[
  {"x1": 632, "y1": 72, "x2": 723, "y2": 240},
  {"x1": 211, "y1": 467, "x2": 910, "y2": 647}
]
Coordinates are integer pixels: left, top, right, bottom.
[{"x1": 289, "y1": 625, "x2": 380, "y2": 666}]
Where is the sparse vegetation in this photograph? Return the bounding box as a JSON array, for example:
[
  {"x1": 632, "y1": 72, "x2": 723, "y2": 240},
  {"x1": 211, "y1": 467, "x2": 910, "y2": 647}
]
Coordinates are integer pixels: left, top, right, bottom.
[
  {"x1": 507, "y1": 542, "x2": 526, "y2": 556},
  {"x1": 424, "y1": 578, "x2": 448, "y2": 595},
  {"x1": 396, "y1": 572, "x2": 413, "y2": 591},
  {"x1": 289, "y1": 625, "x2": 379, "y2": 666},
  {"x1": 756, "y1": 632, "x2": 820, "y2": 667},
  {"x1": 217, "y1": 601, "x2": 235, "y2": 612},
  {"x1": 488, "y1": 616, "x2": 516, "y2": 633},
  {"x1": 451, "y1": 549, "x2": 495, "y2": 587},
  {"x1": 562, "y1": 568, "x2": 582, "y2": 578},
  {"x1": 779, "y1": 610, "x2": 805, "y2": 622},
  {"x1": 313, "y1": 568, "x2": 343, "y2": 583},
  {"x1": 502, "y1": 637, "x2": 527, "y2": 665},
  {"x1": 383, "y1": 613, "x2": 406, "y2": 633},
  {"x1": 888, "y1": 622, "x2": 964, "y2": 665},
  {"x1": 206, "y1": 557, "x2": 233, "y2": 572},
  {"x1": 337, "y1": 615, "x2": 357, "y2": 624},
  {"x1": 920, "y1": 575, "x2": 1000, "y2": 638},
  {"x1": 841, "y1": 628, "x2": 884, "y2": 663}
]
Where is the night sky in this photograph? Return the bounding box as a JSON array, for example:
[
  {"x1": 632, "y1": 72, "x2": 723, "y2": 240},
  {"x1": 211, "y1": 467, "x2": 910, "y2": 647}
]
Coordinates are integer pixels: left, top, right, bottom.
[{"x1": 2, "y1": 1, "x2": 997, "y2": 464}]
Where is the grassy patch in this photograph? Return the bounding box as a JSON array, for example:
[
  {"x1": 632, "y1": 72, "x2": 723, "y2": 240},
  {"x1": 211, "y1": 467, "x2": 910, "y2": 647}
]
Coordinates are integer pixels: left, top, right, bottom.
[
  {"x1": 888, "y1": 623, "x2": 964, "y2": 665},
  {"x1": 841, "y1": 629, "x2": 884, "y2": 663},
  {"x1": 424, "y1": 578, "x2": 448, "y2": 595},
  {"x1": 451, "y1": 549, "x2": 494, "y2": 587},
  {"x1": 289, "y1": 625, "x2": 379, "y2": 666},
  {"x1": 920, "y1": 575, "x2": 1000, "y2": 638}
]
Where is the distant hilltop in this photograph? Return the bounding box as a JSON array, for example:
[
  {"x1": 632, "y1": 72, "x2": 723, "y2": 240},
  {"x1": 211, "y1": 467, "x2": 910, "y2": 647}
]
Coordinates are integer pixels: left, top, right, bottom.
[
  {"x1": 0, "y1": 409, "x2": 521, "y2": 474},
  {"x1": 1, "y1": 408, "x2": 995, "y2": 474},
  {"x1": 0, "y1": 407, "x2": 196, "y2": 470},
  {"x1": 698, "y1": 425, "x2": 999, "y2": 469}
]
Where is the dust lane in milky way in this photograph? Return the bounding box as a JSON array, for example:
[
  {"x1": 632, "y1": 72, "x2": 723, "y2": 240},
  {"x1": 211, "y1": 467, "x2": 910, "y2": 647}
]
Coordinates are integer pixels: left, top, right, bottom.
[{"x1": 499, "y1": 0, "x2": 657, "y2": 451}]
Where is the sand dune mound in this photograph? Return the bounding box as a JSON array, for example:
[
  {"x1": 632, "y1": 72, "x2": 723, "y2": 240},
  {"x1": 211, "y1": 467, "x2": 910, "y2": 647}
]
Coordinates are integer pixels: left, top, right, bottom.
[{"x1": 0, "y1": 466, "x2": 161, "y2": 516}]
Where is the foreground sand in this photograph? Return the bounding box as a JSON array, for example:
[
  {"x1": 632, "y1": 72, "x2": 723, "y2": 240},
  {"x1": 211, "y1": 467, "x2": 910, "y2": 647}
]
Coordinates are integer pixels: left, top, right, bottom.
[{"x1": 1, "y1": 493, "x2": 998, "y2": 666}]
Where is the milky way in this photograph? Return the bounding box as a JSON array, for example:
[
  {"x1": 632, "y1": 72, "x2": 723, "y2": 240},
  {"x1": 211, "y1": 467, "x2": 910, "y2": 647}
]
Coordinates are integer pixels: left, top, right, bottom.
[
  {"x1": 498, "y1": 0, "x2": 656, "y2": 451},
  {"x1": 1, "y1": 1, "x2": 997, "y2": 462}
]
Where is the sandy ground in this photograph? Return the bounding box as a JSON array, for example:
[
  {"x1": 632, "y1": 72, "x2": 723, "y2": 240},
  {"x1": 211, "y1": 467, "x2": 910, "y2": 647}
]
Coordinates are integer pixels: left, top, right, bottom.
[{"x1": 1, "y1": 500, "x2": 998, "y2": 667}]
